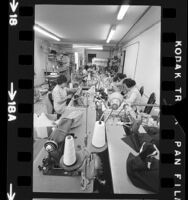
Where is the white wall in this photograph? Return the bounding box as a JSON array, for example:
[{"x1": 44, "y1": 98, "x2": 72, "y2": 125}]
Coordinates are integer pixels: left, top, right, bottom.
[
  {"x1": 123, "y1": 42, "x2": 139, "y2": 78},
  {"x1": 34, "y1": 38, "x2": 47, "y2": 86},
  {"x1": 122, "y1": 22, "x2": 161, "y2": 104},
  {"x1": 85, "y1": 50, "x2": 110, "y2": 63}
]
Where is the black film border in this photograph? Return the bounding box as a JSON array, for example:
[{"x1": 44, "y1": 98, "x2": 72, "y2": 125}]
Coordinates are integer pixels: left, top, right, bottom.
[{"x1": 7, "y1": 0, "x2": 186, "y2": 200}]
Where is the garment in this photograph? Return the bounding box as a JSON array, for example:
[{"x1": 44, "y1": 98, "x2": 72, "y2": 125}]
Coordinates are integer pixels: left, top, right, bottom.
[
  {"x1": 52, "y1": 85, "x2": 67, "y2": 114},
  {"x1": 124, "y1": 87, "x2": 141, "y2": 110},
  {"x1": 121, "y1": 128, "x2": 159, "y2": 152},
  {"x1": 142, "y1": 126, "x2": 159, "y2": 149},
  {"x1": 127, "y1": 153, "x2": 159, "y2": 193}
]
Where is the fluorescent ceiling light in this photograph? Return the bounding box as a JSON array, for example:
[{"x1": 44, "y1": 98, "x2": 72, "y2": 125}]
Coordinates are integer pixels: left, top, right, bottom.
[
  {"x1": 73, "y1": 44, "x2": 103, "y2": 50},
  {"x1": 34, "y1": 24, "x2": 60, "y2": 41},
  {"x1": 106, "y1": 26, "x2": 116, "y2": 43},
  {"x1": 117, "y1": 5, "x2": 129, "y2": 20}
]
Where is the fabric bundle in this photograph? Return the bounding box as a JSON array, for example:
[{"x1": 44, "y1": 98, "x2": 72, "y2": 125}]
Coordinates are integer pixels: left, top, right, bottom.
[{"x1": 126, "y1": 142, "x2": 159, "y2": 193}]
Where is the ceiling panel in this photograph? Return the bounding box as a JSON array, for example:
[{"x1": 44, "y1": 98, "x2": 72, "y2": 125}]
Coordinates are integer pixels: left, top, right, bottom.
[
  {"x1": 35, "y1": 5, "x2": 150, "y2": 46},
  {"x1": 121, "y1": 6, "x2": 161, "y2": 44},
  {"x1": 35, "y1": 5, "x2": 118, "y2": 43},
  {"x1": 112, "y1": 6, "x2": 149, "y2": 42}
]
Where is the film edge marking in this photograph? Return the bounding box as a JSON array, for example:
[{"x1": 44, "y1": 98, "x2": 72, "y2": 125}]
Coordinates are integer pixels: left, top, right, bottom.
[
  {"x1": 9, "y1": 0, "x2": 19, "y2": 26},
  {"x1": 8, "y1": 82, "x2": 17, "y2": 122}
]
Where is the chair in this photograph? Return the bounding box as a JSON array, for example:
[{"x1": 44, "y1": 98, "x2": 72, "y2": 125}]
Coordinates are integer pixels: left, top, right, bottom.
[
  {"x1": 139, "y1": 86, "x2": 144, "y2": 96},
  {"x1": 144, "y1": 92, "x2": 156, "y2": 114}
]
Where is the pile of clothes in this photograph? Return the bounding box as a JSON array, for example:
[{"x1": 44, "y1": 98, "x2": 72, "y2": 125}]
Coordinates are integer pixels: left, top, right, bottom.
[{"x1": 122, "y1": 127, "x2": 159, "y2": 193}]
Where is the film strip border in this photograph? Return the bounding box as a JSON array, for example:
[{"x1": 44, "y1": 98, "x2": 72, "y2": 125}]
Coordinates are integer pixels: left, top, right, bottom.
[{"x1": 7, "y1": 1, "x2": 186, "y2": 200}]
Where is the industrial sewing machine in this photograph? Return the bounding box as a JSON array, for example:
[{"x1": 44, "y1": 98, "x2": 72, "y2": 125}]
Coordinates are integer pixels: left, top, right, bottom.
[
  {"x1": 37, "y1": 106, "x2": 104, "y2": 191},
  {"x1": 38, "y1": 117, "x2": 86, "y2": 176},
  {"x1": 93, "y1": 91, "x2": 140, "y2": 133}
]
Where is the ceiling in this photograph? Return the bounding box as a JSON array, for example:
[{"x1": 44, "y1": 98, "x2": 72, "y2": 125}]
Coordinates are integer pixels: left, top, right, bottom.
[
  {"x1": 120, "y1": 6, "x2": 161, "y2": 45},
  {"x1": 35, "y1": 5, "x2": 151, "y2": 48}
]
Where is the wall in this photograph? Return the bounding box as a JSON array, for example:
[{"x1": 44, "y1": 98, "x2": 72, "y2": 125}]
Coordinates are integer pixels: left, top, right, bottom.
[
  {"x1": 85, "y1": 50, "x2": 110, "y2": 63},
  {"x1": 123, "y1": 42, "x2": 139, "y2": 78},
  {"x1": 34, "y1": 38, "x2": 48, "y2": 86},
  {"x1": 122, "y1": 22, "x2": 161, "y2": 104}
]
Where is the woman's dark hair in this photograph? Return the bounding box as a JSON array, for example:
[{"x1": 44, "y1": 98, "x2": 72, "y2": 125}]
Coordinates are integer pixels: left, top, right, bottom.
[
  {"x1": 113, "y1": 73, "x2": 127, "y2": 82},
  {"x1": 123, "y1": 78, "x2": 136, "y2": 88},
  {"x1": 57, "y1": 75, "x2": 67, "y2": 85},
  {"x1": 113, "y1": 73, "x2": 121, "y2": 82},
  {"x1": 118, "y1": 73, "x2": 127, "y2": 80},
  {"x1": 73, "y1": 83, "x2": 79, "y2": 88},
  {"x1": 85, "y1": 65, "x2": 89, "y2": 70}
]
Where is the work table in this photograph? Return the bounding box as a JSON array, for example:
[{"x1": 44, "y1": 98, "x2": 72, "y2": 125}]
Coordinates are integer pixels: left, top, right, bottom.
[
  {"x1": 105, "y1": 119, "x2": 153, "y2": 194},
  {"x1": 33, "y1": 87, "x2": 157, "y2": 194}
]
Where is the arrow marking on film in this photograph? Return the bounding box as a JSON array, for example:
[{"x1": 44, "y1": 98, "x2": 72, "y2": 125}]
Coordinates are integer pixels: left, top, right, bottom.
[
  {"x1": 10, "y1": 0, "x2": 19, "y2": 13},
  {"x1": 7, "y1": 183, "x2": 16, "y2": 200},
  {"x1": 8, "y1": 82, "x2": 17, "y2": 101}
]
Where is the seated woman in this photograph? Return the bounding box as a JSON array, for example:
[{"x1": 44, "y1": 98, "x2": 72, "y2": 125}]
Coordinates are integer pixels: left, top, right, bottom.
[
  {"x1": 52, "y1": 75, "x2": 77, "y2": 116},
  {"x1": 122, "y1": 78, "x2": 141, "y2": 111},
  {"x1": 110, "y1": 73, "x2": 127, "y2": 92},
  {"x1": 83, "y1": 65, "x2": 88, "y2": 76}
]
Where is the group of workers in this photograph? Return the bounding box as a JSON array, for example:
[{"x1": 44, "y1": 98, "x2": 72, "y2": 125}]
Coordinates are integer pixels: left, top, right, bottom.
[
  {"x1": 51, "y1": 65, "x2": 142, "y2": 116},
  {"x1": 46, "y1": 64, "x2": 159, "y2": 194},
  {"x1": 109, "y1": 73, "x2": 141, "y2": 109}
]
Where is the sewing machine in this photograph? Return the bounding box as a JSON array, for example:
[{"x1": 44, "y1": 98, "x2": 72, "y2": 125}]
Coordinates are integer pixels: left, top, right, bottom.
[
  {"x1": 38, "y1": 115, "x2": 86, "y2": 176},
  {"x1": 36, "y1": 105, "x2": 104, "y2": 192},
  {"x1": 94, "y1": 91, "x2": 140, "y2": 133}
]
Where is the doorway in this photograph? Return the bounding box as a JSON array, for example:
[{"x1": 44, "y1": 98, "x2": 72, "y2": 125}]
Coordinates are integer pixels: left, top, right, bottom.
[{"x1": 88, "y1": 54, "x2": 96, "y2": 63}]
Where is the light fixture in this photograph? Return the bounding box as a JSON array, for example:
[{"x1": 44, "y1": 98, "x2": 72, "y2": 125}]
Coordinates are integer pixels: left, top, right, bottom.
[
  {"x1": 34, "y1": 24, "x2": 61, "y2": 41},
  {"x1": 106, "y1": 26, "x2": 116, "y2": 43},
  {"x1": 74, "y1": 52, "x2": 79, "y2": 70},
  {"x1": 117, "y1": 5, "x2": 129, "y2": 20},
  {"x1": 73, "y1": 44, "x2": 103, "y2": 50}
]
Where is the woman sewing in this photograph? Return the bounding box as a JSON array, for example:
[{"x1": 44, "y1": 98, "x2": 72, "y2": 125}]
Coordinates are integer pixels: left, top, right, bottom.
[
  {"x1": 52, "y1": 75, "x2": 77, "y2": 116},
  {"x1": 110, "y1": 73, "x2": 127, "y2": 92},
  {"x1": 122, "y1": 78, "x2": 141, "y2": 111}
]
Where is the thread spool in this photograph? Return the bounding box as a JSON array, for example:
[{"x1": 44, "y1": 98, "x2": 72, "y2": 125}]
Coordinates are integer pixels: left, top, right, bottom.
[
  {"x1": 62, "y1": 135, "x2": 76, "y2": 166},
  {"x1": 108, "y1": 92, "x2": 123, "y2": 110},
  {"x1": 69, "y1": 82, "x2": 73, "y2": 89},
  {"x1": 111, "y1": 98, "x2": 121, "y2": 110},
  {"x1": 92, "y1": 121, "x2": 106, "y2": 148}
]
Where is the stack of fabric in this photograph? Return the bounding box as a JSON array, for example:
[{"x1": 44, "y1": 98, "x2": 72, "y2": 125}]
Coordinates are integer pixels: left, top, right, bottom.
[{"x1": 122, "y1": 130, "x2": 159, "y2": 193}]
